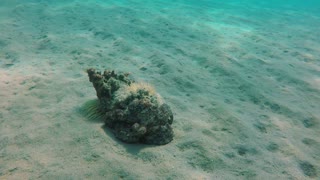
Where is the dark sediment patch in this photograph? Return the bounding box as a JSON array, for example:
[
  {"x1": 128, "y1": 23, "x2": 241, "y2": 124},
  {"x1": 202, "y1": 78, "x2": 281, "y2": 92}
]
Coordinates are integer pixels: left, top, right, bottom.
[
  {"x1": 234, "y1": 145, "x2": 258, "y2": 156},
  {"x1": 302, "y1": 117, "x2": 317, "y2": 128},
  {"x1": 301, "y1": 138, "x2": 317, "y2": 146},
  {"x1": 0, "y1": 39, "x2": 8, "y2": 47},
  {"x1": 253, "y1": 122, "x2": 268, "y2": 133},
  {"x1": 177, "y1": 140, "x2": 226, "y2": 172},
  {"x1": 266, "y1": 142, "x2": 279, "y2": 152},
  {"x1": 299, "y1": 161, "x2": 317, "y2": 178}
]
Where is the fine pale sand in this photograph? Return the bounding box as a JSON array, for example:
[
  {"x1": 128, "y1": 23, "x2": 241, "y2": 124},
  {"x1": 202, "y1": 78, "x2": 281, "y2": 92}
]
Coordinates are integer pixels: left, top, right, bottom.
[{"x1": 1, "y1": 1, "x2": 319, "y2": 179}]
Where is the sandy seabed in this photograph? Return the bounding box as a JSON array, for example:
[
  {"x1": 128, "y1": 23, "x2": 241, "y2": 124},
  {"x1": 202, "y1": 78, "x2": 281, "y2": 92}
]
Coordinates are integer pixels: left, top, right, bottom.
[{"x1": 0, "y1": 0, "x2": 320, "y2": 179}]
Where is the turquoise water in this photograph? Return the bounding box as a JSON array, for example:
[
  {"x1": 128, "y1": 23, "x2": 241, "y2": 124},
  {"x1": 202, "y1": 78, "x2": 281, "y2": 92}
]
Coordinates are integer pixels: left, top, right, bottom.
[{"x1": 0, "y1": 0, "x2": 319, "y2": 179}]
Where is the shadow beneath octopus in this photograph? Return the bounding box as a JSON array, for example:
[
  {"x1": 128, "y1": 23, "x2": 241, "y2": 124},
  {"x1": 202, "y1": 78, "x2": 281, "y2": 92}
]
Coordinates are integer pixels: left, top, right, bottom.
[{"x1": 101, "y1": 124, "x2": 158, "y2": 154}]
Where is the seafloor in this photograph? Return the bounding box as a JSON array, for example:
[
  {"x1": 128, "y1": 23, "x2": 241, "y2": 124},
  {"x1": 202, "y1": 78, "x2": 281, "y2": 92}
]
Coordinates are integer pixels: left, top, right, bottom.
[{"x1": 0, "y1": 0, "x2": 319, "y2": 179}]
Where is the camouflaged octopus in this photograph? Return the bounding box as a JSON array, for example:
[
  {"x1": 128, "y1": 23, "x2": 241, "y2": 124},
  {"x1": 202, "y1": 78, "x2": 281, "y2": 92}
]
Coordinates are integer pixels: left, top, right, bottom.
[{"x1": 87, "y1": 68, "x2": 174, "y2": 145}]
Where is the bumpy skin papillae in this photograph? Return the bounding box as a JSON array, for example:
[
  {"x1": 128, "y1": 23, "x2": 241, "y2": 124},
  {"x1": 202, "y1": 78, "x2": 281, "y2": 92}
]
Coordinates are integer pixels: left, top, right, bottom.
[
  {"x1": 87, "y1": 68, "x2": 174, "y2": 145},
  {"x1": 87, "y1": 68, "x2": 132, "y2": 111}
]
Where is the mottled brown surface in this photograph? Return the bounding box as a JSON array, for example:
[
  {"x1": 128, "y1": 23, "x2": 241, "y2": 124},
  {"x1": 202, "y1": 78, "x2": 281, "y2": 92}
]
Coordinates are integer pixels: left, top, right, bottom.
[{"x1": 87, "y1": 68, "x2": 174, "y2": 145}]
